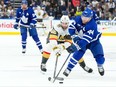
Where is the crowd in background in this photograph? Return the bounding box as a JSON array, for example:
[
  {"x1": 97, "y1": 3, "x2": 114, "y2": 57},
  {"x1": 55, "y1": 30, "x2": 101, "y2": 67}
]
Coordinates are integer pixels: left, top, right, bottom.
[{"x1": 0, "y1": 0, "x2": 116, "y2": 20}]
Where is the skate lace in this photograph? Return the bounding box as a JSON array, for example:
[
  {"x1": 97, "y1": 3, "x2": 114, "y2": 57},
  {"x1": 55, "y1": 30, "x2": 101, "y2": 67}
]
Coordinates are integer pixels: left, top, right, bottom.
[
  {"x1": 22, "y1": 48, "x2": 26, "y2": 52},
  {"x1": 98, "y1": 67, "x2": 104, "y2": 72},
  {"x1": 84, "y1": 66, "x2": 90, "y2": 71},
  {"x1": 65, "y1": 69, "x2": 70, "y2": 74},
  {"x1": 41, "y1": 64, "x2": 46, "y2": 69}
]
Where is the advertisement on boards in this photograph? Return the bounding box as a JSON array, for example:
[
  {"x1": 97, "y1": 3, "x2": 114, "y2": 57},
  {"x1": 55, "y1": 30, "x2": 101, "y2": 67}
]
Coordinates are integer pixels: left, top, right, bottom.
[{"x1": 0, "y1": 19, "x2": 116, "y2": 36}]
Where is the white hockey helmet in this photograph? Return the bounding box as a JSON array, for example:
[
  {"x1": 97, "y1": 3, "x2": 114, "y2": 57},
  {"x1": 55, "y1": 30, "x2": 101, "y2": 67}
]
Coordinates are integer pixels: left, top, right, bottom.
[{"x1": 60, "y1": 15, "x2": 70, "y2": 24}]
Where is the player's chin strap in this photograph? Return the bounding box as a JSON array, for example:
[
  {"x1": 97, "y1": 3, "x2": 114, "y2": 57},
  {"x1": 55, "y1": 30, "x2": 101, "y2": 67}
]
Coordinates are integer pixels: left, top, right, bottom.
[{"x1": 53, "y1": 53, "x2": 71, "y2": 83}]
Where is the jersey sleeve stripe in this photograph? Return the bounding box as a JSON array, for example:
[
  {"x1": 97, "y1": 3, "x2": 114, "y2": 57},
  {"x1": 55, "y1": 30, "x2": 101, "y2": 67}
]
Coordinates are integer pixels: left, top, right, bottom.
[
  {"x1": 82, "y1": 37, "x2": 90, "y2": 43},
  {"x1": 83, "y1": 34, "x2": 92, "y2": 39}
]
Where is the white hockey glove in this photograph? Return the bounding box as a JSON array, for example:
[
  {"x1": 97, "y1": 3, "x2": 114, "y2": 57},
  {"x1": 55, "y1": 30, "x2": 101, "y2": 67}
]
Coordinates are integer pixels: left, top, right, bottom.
[{"x1": 53, "y1": 46, "x2": 61, "y2": 56}]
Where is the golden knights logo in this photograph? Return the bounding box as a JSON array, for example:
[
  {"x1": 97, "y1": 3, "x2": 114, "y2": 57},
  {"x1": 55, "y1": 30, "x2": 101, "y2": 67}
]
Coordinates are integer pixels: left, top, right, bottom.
[{"x1": 38, "y1": 12, "x2": 41, "y2": 16}]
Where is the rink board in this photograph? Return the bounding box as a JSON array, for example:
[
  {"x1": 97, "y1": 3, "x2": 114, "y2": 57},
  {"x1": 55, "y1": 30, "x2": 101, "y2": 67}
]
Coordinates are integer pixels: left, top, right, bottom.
[{"x1": 0, "y1": 19, "x2": 116, "y2": 36}]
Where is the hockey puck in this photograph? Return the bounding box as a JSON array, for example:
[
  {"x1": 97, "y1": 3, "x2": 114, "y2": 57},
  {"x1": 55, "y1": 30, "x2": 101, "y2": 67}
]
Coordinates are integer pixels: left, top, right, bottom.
[
  {"x1": 59, "y1": 81, "x2": 63, "y2": 84},
  {"x1": 48, "y1": 77, "x2": 51, "y2": 81}
]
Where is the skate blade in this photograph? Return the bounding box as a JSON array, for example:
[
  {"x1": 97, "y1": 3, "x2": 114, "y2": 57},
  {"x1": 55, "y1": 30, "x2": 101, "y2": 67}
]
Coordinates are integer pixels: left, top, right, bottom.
[
  {"x1": 54, "y1": 77, "x2": 64, "y2": 81},
  {"x1": 40, "y1": 70, "x2": 46, "y2": 75}
]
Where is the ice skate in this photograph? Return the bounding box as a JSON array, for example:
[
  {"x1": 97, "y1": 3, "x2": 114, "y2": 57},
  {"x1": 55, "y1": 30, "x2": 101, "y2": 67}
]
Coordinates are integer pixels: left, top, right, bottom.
[
  {"x1": 22, "y1": 48, "x2": 26, "y2": 54},
  {"x1": 82, "y1": 66, "x2": 93, "y2": 73},
  {"x1": 40, "y1": 63, "x2": 47, "y2": 73},
  {"x1": 63, "y1": 68, "x2": 71, "y2": 77},
  {"x1": 98, "y1": 66, "x2": 104, "y2": 76}
]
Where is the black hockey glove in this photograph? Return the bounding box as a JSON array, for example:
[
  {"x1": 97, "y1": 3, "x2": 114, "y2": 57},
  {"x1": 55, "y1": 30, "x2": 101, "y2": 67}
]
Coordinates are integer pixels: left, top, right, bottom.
[
  {"x1": 66, "y1": 44, "x2": 77, "y2": 53},
  {"x1": 14, "y1": 24, "x2": 18, "y2": 29}
]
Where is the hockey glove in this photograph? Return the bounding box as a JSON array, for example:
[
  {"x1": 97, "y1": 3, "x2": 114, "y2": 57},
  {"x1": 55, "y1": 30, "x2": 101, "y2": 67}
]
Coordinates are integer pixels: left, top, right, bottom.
[
  {"x1": 72, "y1": 35, "x2": 81, "y2": 50},
  {"x1": 14, "y1": 24, "x2": 18, "y2": 30},
  {"x1": 72, "y1": 35, "x2": 80, "y2": 44},
  {"x1": 30, "y1": 24, "x2": 36, "y2": 29},
  {"x1": 66, "y1": 44, "x2": 77, "y2": 53},
  {"x1": 53, "y1": 46, "x2": 61, "y2": 56}
]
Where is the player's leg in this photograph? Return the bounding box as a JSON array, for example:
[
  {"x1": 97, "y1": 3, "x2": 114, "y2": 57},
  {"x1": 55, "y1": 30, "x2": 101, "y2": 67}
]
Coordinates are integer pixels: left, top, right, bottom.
[
  {"x1": 40, "y1": 43, "x2": 52, "y2": 72},
  {"x1": 20, "y1": 27, "x2": 27, "y2": 53},
  {"x1": 90, "y1": 40, "x2": 105, "y2": 76},
  {"x1": 63, "y1": 50, "x2": 85, "y2": 77},
  {"x1": 29, "y1": 28, "x2": 43, "y2": 53},
  {"x1": 66, "y1": 44, "x2": 93, "y2": 73},
  {"x1": 78, "y1": 58, "x2": 93, "y2": 73},
  {"x1": 41, "y1": 52, "x2": 51, "y2": 72}
]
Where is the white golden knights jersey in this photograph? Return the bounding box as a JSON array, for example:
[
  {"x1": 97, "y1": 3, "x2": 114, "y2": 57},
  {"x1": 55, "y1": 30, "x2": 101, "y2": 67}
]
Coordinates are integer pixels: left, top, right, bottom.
[{"x1": 47, "y1": 23, "x2": 72, "y2": 44}]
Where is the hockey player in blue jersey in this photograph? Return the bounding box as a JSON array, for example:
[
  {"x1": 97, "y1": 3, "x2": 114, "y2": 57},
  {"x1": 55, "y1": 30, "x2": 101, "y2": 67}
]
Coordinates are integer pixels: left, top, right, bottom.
[
  {"x1": 63, "y1": 8, "x2": 105, "y2": 76},
  {"x1": 14, "y1": 0, "x2": 43, "y2": 54}
]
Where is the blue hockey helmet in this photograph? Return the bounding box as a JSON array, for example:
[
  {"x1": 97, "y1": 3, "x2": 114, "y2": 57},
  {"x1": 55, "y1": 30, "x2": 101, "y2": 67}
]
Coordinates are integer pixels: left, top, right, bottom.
[
  {"x1": 21, "y1": 0, "x2": 28, "y2": 5},
  {"x1": 82, "y1": 8, "x2": 93, "y2": 18}
]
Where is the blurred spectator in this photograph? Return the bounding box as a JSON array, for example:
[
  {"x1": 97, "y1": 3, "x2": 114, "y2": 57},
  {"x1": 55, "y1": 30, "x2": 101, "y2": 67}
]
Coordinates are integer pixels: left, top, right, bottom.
[
  {"x1": 60, "y1": 1, "x2": 67, "y2": 15},
  {"x1": 47, "y1": 6, "x2": 55, "y2": 17},
  {"x1": 0, "y1": 0, "x2": 115, "y2": 20},
  {"x1": 54, "y1": 3, "x2": 62, "y2": 19},
  {"x1": 75, "y1": 7, "x2": 82, "y2": 16},
  {"x1": 1, "y1": 11, "x2": 9, "y2": 19},
  {"x1": 113, "y1": 8, "x2": 116, "y2": 18},
  {"x1": 92, "y1": 0, "x2": 99, "y2": 7},
  {"x1": 100, "y1": 12, "x2": 106, "y2": 20},
  {"x1": 0, "y1": 0, "x2": 6, "y2": 9},
  {"x1": 4, "y1": 0, "x2": 10, "y2": 5},
  {"x1": 7, "y1": 5, "x2": 14, "y2": 18},
  {"x1": 108, "y1": 0, "x2": 115, "y2": 14}
]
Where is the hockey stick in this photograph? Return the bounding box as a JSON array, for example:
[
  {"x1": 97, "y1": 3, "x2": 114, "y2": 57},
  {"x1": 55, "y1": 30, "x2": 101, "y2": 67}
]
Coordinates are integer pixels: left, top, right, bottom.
[
  {"x1": 20, "y1": 24, "x2": 47, "y2": 36},
  {"x1": 19, "y1": 24, "x2": 46, "y2": 28},
  {"x1": 52, "y1": 53, "x2": 71, "y2": 83},
  {"x1": 48, "y1": 54, "x2": 64, "y2": 82},
  {"x1": 53, "y1": 54, "x2": 59, "y2": 79}
]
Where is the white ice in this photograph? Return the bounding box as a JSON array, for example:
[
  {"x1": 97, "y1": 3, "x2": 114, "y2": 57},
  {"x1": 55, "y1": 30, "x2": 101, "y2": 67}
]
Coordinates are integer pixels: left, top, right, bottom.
[{"x1": 0, "y1": 35, "x2": 116, "y2": 87}]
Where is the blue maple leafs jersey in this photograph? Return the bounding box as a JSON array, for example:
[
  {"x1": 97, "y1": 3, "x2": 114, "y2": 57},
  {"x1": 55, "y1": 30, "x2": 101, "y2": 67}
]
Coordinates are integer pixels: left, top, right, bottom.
[
  {"x1": 68, "y1": 16, "x2": 101, "y2": 49},
  {"x1": 15, "y1": 7, "x2": 37, "y2": 25},
  {"x1": 93, "y1": 10, "x2": 99, "y2": 23}
]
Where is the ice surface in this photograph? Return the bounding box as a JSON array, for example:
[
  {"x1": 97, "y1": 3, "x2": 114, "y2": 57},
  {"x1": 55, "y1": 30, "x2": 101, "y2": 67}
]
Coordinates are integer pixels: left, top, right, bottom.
[{"x1": 0, "y1": 35, "x2": 116, "y2": 87}]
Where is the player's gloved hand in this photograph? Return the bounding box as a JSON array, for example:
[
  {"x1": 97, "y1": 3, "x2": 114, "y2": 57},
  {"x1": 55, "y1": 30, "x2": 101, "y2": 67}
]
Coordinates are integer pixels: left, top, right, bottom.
[
  {"x1": 53, "y1": 46, "x2": 61, "y2": 56},
  {"x1": 66, "y1": 44, "x2": 77, "y2": 53},
  {"x1": 72, "y1": 35, "x2": 80, "y2": 44},
  {"x1": 72, "y1": 35, "x2": 81, "y2": 50},
  {"x1": 30, "y1": 24, "x2": 36, "y2": 29},
  {"x1": 14, "y1": 24, "x2": 18, "y2": 29}
]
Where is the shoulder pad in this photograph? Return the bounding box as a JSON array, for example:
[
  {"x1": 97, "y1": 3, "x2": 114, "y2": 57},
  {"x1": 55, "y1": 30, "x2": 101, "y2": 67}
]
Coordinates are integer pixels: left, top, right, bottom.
[{"x1": 50, "y1": 29, "x2": 57, "y2": 34}]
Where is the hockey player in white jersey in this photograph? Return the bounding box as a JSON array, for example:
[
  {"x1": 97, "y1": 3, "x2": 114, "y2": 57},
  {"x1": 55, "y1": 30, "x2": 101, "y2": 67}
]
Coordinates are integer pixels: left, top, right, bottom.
[
  {"x1": 34, "y1": 6, "x2": 46, "y2": 36},
  {"x1": 34, "y1": 6, "x2": 44, "y2": 21},
  {"x1": 13, "y1": 0, "x2": 43, "y2": 54},
  {"x1": 40, "y1": 15, "x2": 93, "y2": 73}
]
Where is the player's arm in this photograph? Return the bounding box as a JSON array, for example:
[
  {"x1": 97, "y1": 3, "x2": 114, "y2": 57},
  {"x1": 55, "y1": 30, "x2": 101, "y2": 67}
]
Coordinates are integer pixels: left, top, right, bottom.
[
  {"x1": 75, "y1": 25, "x2": 95, "y2": 50},
  {"x1": 68, "y1": 17, "x2": 80, "y2": 39},
  {"x1": 15, "y1": 8, "x2": 21, "y2": 24},
  {"x1": 47, "y1": 28, "x2": 59, "y2": 48},
  {"x1": 30, "y1": 8, "x2": 37, "y2": 25},
  {"x1": 68, "y1": 20, "x2": 77, "y2": 36},
  {"x1": 14, "y1": 8, "x2": 21, "y2": 29}
]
